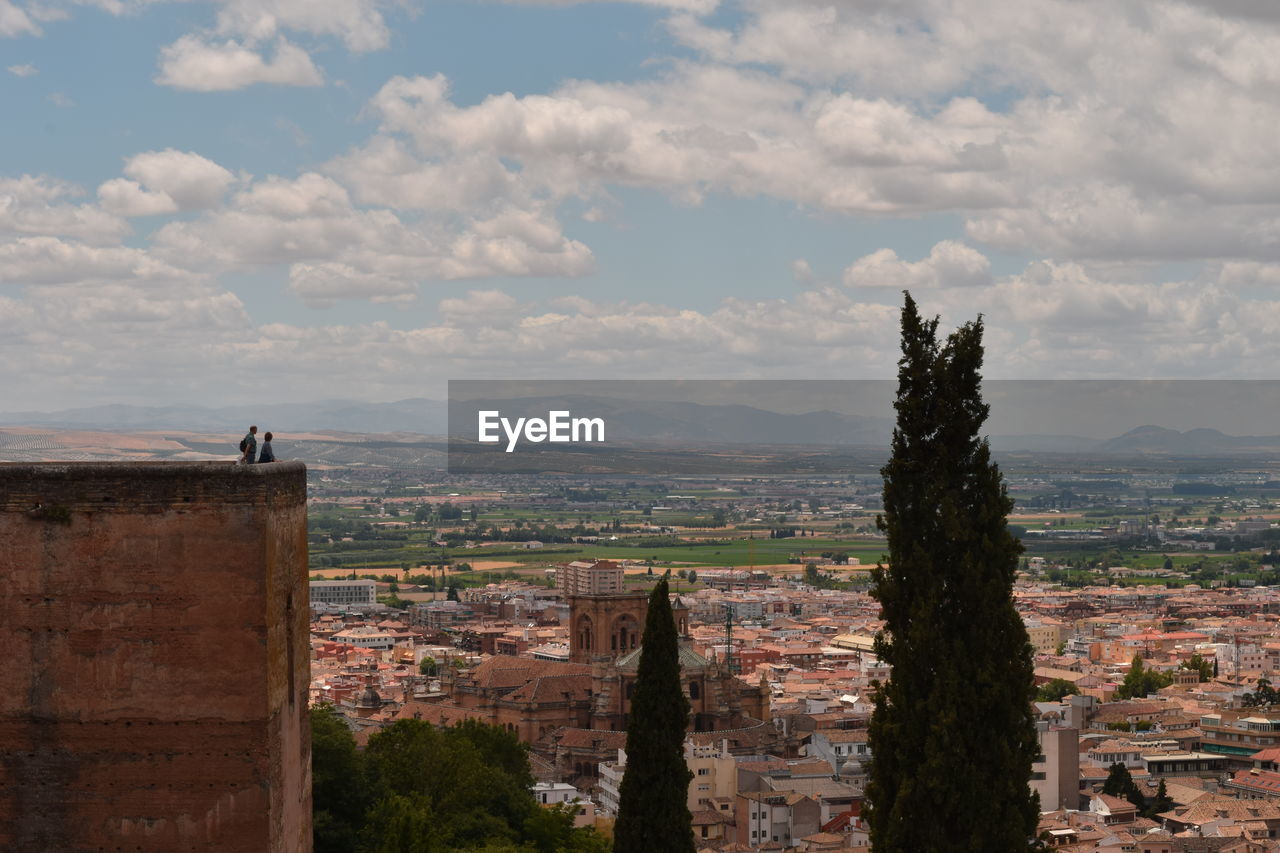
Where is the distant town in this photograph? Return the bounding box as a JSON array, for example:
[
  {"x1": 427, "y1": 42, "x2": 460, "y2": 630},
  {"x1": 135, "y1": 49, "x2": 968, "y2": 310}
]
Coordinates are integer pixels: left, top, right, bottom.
[{"x1": 301, "y1": 448, "x2": 1280, "y2": 852}]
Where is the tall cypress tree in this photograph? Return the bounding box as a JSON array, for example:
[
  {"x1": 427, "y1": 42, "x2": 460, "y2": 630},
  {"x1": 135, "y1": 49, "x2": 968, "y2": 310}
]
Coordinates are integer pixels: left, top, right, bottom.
[
  {"x1": 613, "y1": 576, "x2": 694, "y2": 853},
  {"x1": 866, "y1": 293, "x2": 1040, "y2": 852}
]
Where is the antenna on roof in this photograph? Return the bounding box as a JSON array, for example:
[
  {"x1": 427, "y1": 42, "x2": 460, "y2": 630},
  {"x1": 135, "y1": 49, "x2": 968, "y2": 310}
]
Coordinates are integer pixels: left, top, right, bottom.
[{"x1": 725, "y1": 604, "x2": 738, "y2": 675}]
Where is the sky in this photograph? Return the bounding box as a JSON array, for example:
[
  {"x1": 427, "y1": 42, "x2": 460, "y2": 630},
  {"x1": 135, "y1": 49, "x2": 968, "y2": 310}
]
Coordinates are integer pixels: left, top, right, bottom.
[{"x1": 4, "y1": 0, "x2": 1280, "y2": 411}]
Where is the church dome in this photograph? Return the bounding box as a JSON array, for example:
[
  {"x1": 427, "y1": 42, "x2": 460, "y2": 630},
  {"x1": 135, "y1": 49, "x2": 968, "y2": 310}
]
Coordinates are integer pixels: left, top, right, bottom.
[
  {"x1": 616, "y1": 638, "x2": 710, "y2": 671},
  {"x1": 356, "y1": 685, "x2": 382, "y2": 709}
]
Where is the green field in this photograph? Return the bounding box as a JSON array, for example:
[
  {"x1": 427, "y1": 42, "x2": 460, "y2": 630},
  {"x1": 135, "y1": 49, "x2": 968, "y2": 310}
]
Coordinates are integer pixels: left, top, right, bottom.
[
  {"x1": 517, "y1": 537, "x2": 885, "y2": 567},
  {"x1": 305, "y1": 523, "x2": 885, "y2": 571}
]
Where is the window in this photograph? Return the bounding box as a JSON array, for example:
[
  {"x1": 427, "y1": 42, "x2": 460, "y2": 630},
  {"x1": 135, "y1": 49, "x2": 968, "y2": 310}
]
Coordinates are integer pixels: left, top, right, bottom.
[{"x1": 698, "y1": 768, "x2": 710, "y2": 776}]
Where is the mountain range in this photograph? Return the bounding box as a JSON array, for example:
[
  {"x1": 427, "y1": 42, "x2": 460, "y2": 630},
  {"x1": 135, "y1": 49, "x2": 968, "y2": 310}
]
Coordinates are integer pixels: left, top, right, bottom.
[{"x1": 3, "y1": 398, "x2": 1279, "y2": 456}]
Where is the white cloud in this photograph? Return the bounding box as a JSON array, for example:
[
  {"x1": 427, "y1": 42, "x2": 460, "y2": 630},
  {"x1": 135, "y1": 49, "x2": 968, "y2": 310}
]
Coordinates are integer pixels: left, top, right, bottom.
[
  {"x1": 287, "y1": 262, "x2": 417, "y2": 307},
  {"x1": 0, "y1": 176, "x2": 128, "y2": 244},
  {"x1": 98, "y1": 149, "x2": 235, "y2": 216},
  {"x1": 306, "y1": 1, "x2": 1280, "y2": 265},
  {"x1": 124, "y1": 149, "x2": 236, "y2": 208},
  {"x1": 0, "y1": 1, "x2": 39, "y2": 37},
  {"x1": 96, "y1": 179, "x2": 179, "y2": 217},
  {"x1": 16, "y1": 0, "x2": 1280, "y2": 405},
  {"x1": 6, "y1": 63, "x2": 37, "y2": 76},
  {"x1": 213, "y1": 0, "x2": 392, "y2": 52},
  {"x1": 844, "y1": 241, "x2": 993, "y2": 290},
  {"x1": 147, "y1": 172, "x2": 593, "y2": 284},
  {"x1": 500, "y1": 0, "x2": 719, "y2": 12},
  {"x1": 156, "y1": 35, "x2": 323, "y2": 91},
  {"x1": 438, "y1": 289, "x2": 524, "y2": 327},
  {"x1": 9, "y1": 245, "x2": 1280, "y2": 410},
  {"x1": 235, "y1": 172, "x2": 350, "y2": 217},
  {"x1": 0, "y1": 236, "x2": 196, "y2": 285}
]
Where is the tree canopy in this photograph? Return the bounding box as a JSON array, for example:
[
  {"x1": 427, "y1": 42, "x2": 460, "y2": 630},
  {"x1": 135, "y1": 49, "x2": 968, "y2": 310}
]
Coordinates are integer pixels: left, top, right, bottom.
[
  {"x1": 1035, "y1": 678, "x2": 1078, "y2": 703},
  {"x1": 613, "y1": 576, "x2": 695, "y2": 853},
  {"x1": 866, "y1": 293, "x2": 1040, "y2": 852},
  {"x1": 310, "y1": 706, "x2": 610, "y2": 853},
  {"x1": 1116, "y1": 655, "x2": 1173, "y2": 700}
]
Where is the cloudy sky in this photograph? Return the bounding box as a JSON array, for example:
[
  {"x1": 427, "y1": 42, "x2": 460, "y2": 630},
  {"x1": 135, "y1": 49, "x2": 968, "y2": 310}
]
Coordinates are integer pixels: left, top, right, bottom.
[{"x1": 3, "y1": 0, "x2": 1279, "y2": 411}]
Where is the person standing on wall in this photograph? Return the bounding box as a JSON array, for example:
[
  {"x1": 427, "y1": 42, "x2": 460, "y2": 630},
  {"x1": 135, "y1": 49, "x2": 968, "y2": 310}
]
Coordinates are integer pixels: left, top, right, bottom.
[{"x1": 240, "y1": 425, "x2": 258, "y2": 464}]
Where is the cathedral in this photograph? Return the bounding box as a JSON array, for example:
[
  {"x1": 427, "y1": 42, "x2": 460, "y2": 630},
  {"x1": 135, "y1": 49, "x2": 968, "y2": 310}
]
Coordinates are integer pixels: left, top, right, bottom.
[{"x1": 409, "y1": 560, "x2": 778, "y2": 783}]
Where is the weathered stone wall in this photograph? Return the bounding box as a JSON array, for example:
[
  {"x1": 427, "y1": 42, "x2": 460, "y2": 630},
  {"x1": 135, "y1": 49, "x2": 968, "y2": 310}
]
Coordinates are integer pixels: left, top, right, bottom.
[{"x1": 0, "y1": 462, "x2": 312, "y2": 852}]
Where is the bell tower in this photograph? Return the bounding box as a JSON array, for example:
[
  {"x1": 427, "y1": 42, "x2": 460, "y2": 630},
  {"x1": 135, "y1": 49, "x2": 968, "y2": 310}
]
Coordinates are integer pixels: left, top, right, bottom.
[{"x1": 561, "y1": 560, "x2": 648, "y2": 664}]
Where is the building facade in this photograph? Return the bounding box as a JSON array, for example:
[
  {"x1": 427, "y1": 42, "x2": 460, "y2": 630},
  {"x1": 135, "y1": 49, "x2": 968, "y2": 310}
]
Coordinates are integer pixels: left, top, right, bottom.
[
  {"x1": 0, "y1": 462, "x2": 312, "y2": 852},
  {"x1": 310, "y1": 579, "x2": 377, "y2": 608}
]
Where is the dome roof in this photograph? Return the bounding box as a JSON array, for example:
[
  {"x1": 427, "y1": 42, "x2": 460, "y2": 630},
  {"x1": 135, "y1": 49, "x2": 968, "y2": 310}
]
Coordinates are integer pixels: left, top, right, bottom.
[
  {"x1": 616, "y1": 639, "x2": 709, "y2": 671},
  {"x1": 839, "y1": 759, "x2": 864, "y2": 778}
]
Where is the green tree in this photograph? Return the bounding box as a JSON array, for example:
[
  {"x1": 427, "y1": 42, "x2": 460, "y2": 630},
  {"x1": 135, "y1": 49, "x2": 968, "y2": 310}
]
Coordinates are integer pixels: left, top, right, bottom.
[
  {"x1": 1035, "y1": 678, "x2": 1078, "y2": 702},
  {"x1": 1181, "y1": 654, "x2": 1212, "y2": 682},
  {"x1": 418, "y1": 656, "x2": 437, "y2": 676},
  {"x1": 1244, "y1": 677, "x2": 1278, "y2": 708},
  {"x1": 364, "y1": 793, "x2": 443, "y2": 853},
  {"x1": 363, "y1": 719, "x2": 532, "y2": 850},
  {"x1": 311, "y1": 704, "x2": 371, "y2": 853},
  {"x1": 1116, "y1": 655, "x2": 1173, "y2": 700},
  {"x1": 866, "y1": 293, "x2": 1040, "y2": 852},
  {"x1": 1102, "y1": 762, "x2": 1134, "y2": 798},
  {"x1": 522, "y1": 803, "x2": 613, "y2": 853},
  {"x1": 613, "y1": 576, "x2": 695, "y2": 853},
  {"x1": 447, "y1": 585, "x2": 460, "y2": 602},
  {"x1": 310, "y1": 709, "x2": 613, "y2": 853},
  {"x1": 1101, "y1": 762, "x2": 1145, "y2": 812},
  {"x1": 686, "y1": 569, "x2": 697, "y2": 585},
  {"x1": 1143, "y1": 778, "x2": 1173, "y2": 819}
]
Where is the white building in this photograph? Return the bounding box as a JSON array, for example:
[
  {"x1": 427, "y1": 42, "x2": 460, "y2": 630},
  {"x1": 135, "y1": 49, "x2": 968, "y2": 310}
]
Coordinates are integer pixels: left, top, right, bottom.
[
  {"x1": 532, "y1": 782, "x2": 596, "y2": 827},
  {"x1": 310, "y1": 579, "x2": 377, "y2": 608},
  {"x1": 330, "y1": 625, "x2": 395, "y2": 650},
  {"x1": 598, "y1": 740, "x2": 738, "y2": 816}
]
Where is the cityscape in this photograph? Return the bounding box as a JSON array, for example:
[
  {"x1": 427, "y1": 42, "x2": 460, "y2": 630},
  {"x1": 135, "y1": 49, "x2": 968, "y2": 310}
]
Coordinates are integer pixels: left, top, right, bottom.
[
  {"x1": 6, "y1": 0, "x2": 1280, "y2": 850},
  {"x1": 8, "y1": 404, "x2": 1280, "y2": 850}
]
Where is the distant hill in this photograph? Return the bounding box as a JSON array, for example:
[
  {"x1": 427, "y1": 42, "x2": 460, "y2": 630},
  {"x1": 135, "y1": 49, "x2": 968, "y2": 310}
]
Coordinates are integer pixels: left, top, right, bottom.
[
  {"x1": 0, "y1": 398, "x2": 447, "y2": 434},
  {"x1": 1094, "y1": 425, "x2": 1280, "y2": 455},
  {"x1": 6, "y1": 398, "x2": 1280, "y2": 458},
  {"x1": 448, "y1": 394, "x2": 893, "y2": 446}
]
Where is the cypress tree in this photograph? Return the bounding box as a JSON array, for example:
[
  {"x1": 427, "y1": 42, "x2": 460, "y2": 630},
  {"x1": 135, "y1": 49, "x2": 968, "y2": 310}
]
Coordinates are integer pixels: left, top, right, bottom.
[
  {"x1": 866, "y1": 293, "x2": 1040, "y2": 852},
  {"x1": 613, "y1": 576, "x2": 694, "y2": 853}
]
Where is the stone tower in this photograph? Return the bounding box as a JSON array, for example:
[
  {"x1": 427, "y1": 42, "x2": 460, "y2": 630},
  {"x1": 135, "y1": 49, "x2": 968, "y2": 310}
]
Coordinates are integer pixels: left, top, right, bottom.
[
  {"x1": 562, "y1": 560, "x2": 649, "y2": 665},
  {"x1": 0, "y1": 462, "x2": 312, "y2": 852}
]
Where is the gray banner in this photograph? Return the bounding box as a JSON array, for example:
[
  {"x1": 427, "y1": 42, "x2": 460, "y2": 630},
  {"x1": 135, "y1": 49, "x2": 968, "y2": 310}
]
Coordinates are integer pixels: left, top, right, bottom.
[{"x1": 446, "y1": 380, "x2": 1280, "y2": 475}]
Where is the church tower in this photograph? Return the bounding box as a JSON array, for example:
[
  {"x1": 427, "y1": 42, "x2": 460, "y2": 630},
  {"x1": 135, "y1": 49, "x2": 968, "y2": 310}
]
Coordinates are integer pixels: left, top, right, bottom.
[{"x1": 561, "y1": 560, "x2": 649, "y2": 664}]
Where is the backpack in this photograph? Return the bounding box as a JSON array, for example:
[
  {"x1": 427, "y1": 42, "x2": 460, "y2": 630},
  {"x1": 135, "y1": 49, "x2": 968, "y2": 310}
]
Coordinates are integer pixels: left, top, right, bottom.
[{"x1": 239, "y1": 438, "x2": 248, "y2": 452}]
